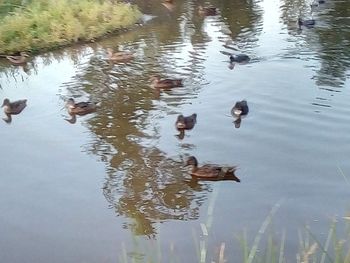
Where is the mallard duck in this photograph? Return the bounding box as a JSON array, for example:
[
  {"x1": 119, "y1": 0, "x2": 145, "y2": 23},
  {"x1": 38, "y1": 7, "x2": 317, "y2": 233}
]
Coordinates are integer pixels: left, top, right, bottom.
[
  {"x1": 198, "y1": 5, "x2": 217, "y2": 16},
  {"x1": 1, "y1": 98, "x2": 27, "y2": 114},
  {"x1": 107, "y1": 48, "x2": 134, "y2": 62},
  {"x1": 175, "y1": 114, "x2": 197, "y2": 130},
  {"x1": 66, "y1": 98, "x2": 97, "y2": 115},
  {"x1": 231, "y1": 100, "x2": 249, "y2": 117},
  {"x1": 230, "y1": 54, "x2": 250, "y2": 63},
  {"x1": 298, "y1": 18, "x2": 315, "y2": 29},
  {"x1": 150, "y1": 76, "x2": 183, "y2": 89},
  {"x1": 6, "y1": 52, "x2": 29, "y2": 65},
  {"x1": 185, "y1": 156, "x2": 240, "y2": 182}
]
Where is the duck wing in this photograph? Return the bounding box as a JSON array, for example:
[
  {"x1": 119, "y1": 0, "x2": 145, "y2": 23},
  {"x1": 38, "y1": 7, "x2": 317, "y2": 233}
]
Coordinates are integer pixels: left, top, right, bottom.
[
  {"x1": 10, "y1": 100, "x2": 27, "y2": 114},
  {"x1": 191, "y1": 164, "x2": 221, "y2": 179},
  {"x1": 161, "y1": 79, "x2": 183, "y2": 87},
  {"x1": 74, "y1": 101, "x2": 95, "y2": 108},
  {"x1": 6, "y1": 56, "x2": 26, "y2": 64},
  {"x1": 192, "y1": 164, "x2": 240, "y2": 182}
]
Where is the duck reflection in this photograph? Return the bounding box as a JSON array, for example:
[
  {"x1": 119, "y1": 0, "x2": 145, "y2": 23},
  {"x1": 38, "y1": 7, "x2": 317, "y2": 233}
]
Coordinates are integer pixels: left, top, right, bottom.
[
  {"x1": 175, "y1": 113, "x2": 197, "y2": 139},
  {"x1": 185, "y1": 156, "x2": 240, "y2": 182},
  {"x1": 198, "y1": 5, "x2": 218, "y2": 16},
  {"x1": 231, "y1": 100, "x2": 249, "y2": 128},
  {"x1": 162, "y1": 0, "x2": 175, "y2": 12},
  {"x1": 1, "y1": 98, "x2": 27, "y2": 124}
]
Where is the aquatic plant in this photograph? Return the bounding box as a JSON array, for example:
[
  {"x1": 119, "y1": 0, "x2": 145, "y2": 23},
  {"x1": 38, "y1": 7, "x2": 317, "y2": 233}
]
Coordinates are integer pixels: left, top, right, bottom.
[{"x1": 0, "y1": 0, "x2": 142, "y2": 53}]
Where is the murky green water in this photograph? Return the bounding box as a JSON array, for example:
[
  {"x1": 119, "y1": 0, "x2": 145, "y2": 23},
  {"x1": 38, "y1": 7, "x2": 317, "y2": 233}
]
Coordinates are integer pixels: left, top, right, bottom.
[{"x1": 1, "y1": 0, "x2": 350, "y2": 262}]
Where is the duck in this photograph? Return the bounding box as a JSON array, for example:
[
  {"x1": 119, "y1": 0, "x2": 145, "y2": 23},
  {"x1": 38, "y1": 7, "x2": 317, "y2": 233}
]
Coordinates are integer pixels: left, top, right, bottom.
[
  {"x1": 198, "y1": 5, "x2": 217, "y2": 16},
  {"x1": 298, "y1": 18, "x2": 315, "y2": 29},
  {"x1": 66, "y1": 98, "x2": 97, "y2": 115},
  {"x1": 185, "y1": 156, "x2": 240, "y2": 182},
  {"x1": 231, "y1": 100, "x2": 249, "y2": 117},
  {"x1": 150, "y1": 76, "x2": 183, "y2": 89},
  {"x1": 1, "y1": 98, "x2": 27, "y2": 114},
  {"x1": 106, "y1": 48, "x2": 134, "y2": 62},
  {"x1": 6, "y1": 52, "x2": 29, "y2": 65},
  {"x1": 175, "y1": 114, "x2": 197, "y2": 130},
  {"x1": 230, "y1": 54, "x2": 250, "y2": 63}
]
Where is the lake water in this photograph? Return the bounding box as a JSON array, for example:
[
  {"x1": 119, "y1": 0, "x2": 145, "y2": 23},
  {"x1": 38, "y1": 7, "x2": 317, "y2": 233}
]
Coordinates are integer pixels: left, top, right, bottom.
[{"x1": 1, "y1": 0, "x2": 350, "y2": 262}]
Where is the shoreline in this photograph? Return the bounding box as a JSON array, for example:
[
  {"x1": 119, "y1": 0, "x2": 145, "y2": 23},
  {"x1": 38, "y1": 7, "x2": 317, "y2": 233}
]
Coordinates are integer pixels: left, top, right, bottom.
[{"x1": 0, "y1": 0, "x2": 143, "y2": 55}]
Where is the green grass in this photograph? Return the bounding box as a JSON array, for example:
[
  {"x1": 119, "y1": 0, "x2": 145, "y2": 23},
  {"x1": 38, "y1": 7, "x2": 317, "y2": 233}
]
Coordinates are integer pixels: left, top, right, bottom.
[{"x1": 0, "y1": 0, "x2": 142, "y2": 54}]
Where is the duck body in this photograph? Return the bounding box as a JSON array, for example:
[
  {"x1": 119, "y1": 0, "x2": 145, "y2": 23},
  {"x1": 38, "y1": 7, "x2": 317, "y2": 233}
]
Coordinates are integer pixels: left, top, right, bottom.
[
  {"x1": 298, "y1": 18, "x2": 315, "y2": 28},
  {"x1": 1, "y1": 98, "x2": 27, "y2": 114},
  {"x1": 176, "y1": 114, "x2": 197, "y2": 130},
  {"x1": 230, "y1": 54, "x2": 250, "y2": 63},
  {"x1": 231, "y1": 100, "x2": 249, "y2": 117},
  {"x1": 185, "y1": 156, "x2": 240, "y2": 182},
  {"x1": 6, "y1": 52, "x2": 29, "y2": 65},
  {"x1": 150, "y1": 76, "x2": 183, "y2": 89},
  {"x1": 107, "y1": 48, "x2": 134, "y2": 62},
  {"x1": 198, "y1": 6, "x2": 217, "y2": 16},
  {"x1": 66, "y1": 98, "x2": 97, "y2": 115}
]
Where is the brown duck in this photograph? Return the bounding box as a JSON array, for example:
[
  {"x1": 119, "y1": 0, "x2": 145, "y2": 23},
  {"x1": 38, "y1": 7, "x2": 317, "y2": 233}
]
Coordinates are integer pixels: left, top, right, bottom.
[
  {"x1": 1, "y1": 98, "x2": 27, "y2": 114},
  {"x1": 107, "y1": 48, "x2": 134, "y2": 62},
  {"x1": 150, "y1": 76, "x2": 183, "y2": 89},
  {"x1": 175, "y1": 114, "x2": 197, "y2": 130},
  {"x1": 6, "y1": 52, "x2": 29, "y2": 65},
  {"x1": 198, "y1": 6, "x2": 217, "y2": 16},
  {"x1": 185, "y1": 156, "x2": 240, "y2": 182},
  {"x1": 66, "y1": 98, "x2": 97, "y2": 115}
]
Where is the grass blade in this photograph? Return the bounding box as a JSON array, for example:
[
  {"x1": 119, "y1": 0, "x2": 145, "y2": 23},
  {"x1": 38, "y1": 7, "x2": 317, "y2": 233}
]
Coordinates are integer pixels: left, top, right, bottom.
[{"x1": 247, "y1": 200, "x2": 283, "y2": 263}]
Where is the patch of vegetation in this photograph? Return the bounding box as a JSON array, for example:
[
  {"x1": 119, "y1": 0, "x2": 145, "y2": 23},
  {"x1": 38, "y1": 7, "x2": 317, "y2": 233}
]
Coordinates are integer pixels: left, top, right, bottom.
[{"x1": 0, "y1": 0, "x2": 142, "y2": 54}]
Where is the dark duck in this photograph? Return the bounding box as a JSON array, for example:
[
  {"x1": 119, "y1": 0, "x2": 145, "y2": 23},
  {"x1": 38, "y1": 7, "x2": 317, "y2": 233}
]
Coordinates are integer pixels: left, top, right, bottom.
[
  {"x1": 175, "y1": 114, "x2": 197, "y2": 139},
  {"x1": 231, "y1": 100, "x2": 249, "y2": 117}
]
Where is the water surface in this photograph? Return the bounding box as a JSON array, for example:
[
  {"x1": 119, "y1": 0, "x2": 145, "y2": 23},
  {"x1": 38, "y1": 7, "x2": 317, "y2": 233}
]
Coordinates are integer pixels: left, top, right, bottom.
[{"x1": 1, "y1": 0, "x2": 350, "y2": 262}]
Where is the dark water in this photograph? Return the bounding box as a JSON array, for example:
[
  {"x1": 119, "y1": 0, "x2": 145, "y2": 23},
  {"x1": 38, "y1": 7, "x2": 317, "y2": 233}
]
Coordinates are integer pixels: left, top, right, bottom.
[{"x1": 1, "y1": 0, "x2": 350, "y2": 262}]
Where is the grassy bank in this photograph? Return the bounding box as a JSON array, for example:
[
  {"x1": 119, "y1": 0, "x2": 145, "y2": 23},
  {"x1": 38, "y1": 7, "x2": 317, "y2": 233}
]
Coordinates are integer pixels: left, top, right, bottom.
[{"x1": 0, "y1": 0, "x2": 142, "y2": 54}]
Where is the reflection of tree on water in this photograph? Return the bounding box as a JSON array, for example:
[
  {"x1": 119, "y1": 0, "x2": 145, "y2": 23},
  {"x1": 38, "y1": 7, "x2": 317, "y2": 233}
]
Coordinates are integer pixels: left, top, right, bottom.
[
  {"x1": 280, "y1": 0, "x2": 350, "y2": 88},
  {"x1": 61, "y1": 0, "x2": 261, "y2": 237},
  {"x1": 102, "y1": 150, "x2": 210, "y2": 237}
]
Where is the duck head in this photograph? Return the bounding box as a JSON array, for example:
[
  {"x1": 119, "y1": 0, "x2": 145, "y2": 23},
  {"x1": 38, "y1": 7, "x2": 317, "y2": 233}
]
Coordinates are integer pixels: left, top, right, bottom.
[
  {"x1": 149, "y1": 75, "x2": 161, "y2": 85},
  {"x1": 232, "y1": 100, "x2": 248, "y2": 116},
  {"x1": 176, "y1": 115, "x2": 186, "y2": 129},
  {"x1": 185, "y1": 156, "x2": 198, "y2": 167},
  {"x1": 20, "y1": 52, "x2": 30, "y2": 58},
  {"x1": 66, "y1": 98, "x2": 76, "y2": 108},
  {"x1": 1, "y1": 98, "x2": 10, "y2": 108}
]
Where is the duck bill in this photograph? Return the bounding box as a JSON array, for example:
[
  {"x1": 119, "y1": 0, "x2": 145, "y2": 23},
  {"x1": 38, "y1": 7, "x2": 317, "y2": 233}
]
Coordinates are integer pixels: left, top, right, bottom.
[
  {"x1": 1, "y1": 102, "x2": 5, "y2": 108},
  {"x1": 176, "y1": 123, "x2": 186, "y2": 129},
  {"x1": 234, "y1": 109, "x2": 242, "y2": 116}
]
